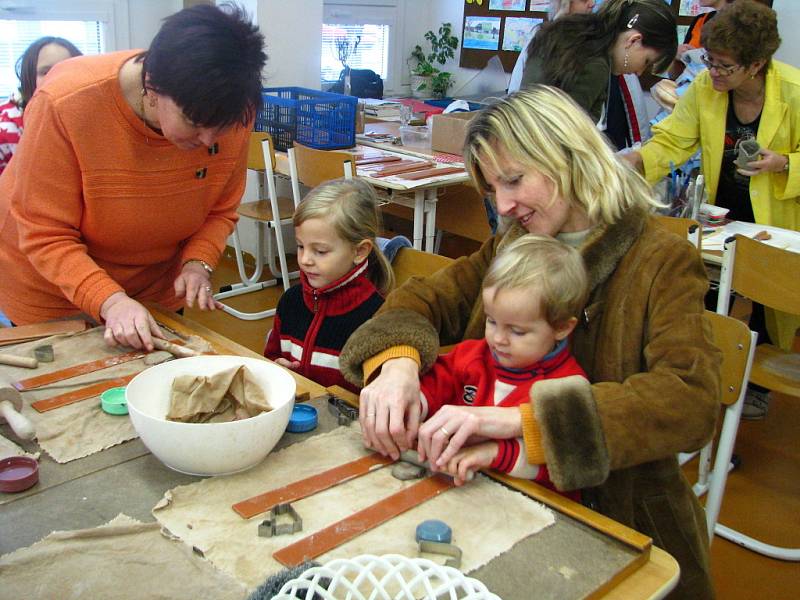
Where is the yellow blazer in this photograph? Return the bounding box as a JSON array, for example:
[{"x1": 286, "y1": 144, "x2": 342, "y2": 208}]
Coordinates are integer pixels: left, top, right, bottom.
[{"x1": 642, "y1": 60, "x2": 800, "y2": 231}]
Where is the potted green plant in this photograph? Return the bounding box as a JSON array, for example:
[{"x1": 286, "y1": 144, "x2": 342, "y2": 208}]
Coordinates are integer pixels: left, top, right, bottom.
[{"x1": 408, "y1": 22, "x2": 459, "y2": 99}]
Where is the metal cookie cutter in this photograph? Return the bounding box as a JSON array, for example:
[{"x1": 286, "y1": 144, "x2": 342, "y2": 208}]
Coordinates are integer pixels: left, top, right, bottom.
[
  {"x1": 327, "y1": 395, "x2": 359, "y2": 426},
  {"x1": 258, "y1": 503, "x2": 303, "y2": 538},
  {"x1": 418, "y1": 540, "x2": 462, "y2": 569},
  {"x1": 33, "y1": 345, "x2": 55, "y2": 363}
]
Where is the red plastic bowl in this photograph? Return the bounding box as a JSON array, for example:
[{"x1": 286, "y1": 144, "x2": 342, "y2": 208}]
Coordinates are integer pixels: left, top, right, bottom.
[{"x1": 0, "y1": 456, "x2": 39, "y2": 493}]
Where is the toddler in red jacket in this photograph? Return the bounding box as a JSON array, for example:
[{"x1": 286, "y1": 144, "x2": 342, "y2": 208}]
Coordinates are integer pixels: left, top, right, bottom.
[{"x1": 418, "y1": 234, "x2": 589, "y2": 495}]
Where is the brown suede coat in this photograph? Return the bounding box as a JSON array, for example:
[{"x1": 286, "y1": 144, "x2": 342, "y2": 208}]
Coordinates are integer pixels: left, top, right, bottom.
[{"x1": 341, "y1": 208, "x2": 721, "y2": 599}]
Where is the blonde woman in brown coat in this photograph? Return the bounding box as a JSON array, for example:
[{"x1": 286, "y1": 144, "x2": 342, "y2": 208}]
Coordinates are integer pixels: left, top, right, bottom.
[{"x1": 341, "y1": 86, "x2": 721, "y2": 598}]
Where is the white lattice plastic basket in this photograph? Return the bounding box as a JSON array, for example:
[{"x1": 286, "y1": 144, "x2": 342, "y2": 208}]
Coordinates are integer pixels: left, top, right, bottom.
[{"x1": 273, "y1": 554, "x2": 501, "y2": 600}]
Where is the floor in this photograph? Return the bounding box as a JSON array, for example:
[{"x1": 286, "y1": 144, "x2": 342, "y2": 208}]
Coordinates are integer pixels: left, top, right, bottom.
[{"x1": 186, "y1": 223, "x2": 800, "y2": 600}]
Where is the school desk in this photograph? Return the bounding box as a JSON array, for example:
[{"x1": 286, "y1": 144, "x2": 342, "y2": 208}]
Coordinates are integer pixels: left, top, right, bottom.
[{"x1": 0, "y1": 310, "x2": 678, "y2": 599}]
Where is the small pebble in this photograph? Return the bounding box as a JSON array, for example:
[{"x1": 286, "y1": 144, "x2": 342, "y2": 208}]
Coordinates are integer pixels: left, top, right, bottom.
[{"x1": 391, "y1": 461, "x2": 426, "y2": 481}]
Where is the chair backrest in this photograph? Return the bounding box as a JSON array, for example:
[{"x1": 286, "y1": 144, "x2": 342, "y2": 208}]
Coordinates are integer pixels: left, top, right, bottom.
[
  {"x1": 716, "y1": 234, "x2": 800, "y2": 316},
  {"x1": 705, "y1": 311, "x2": 754, "y2": 407},
  {"x1": 702, "y1": 310, "x2": 757, "y2": 539},
  {"x1": 247, "y1": 131, "x2": 276, "y2": 171},
  {"x1": 392, "y1": 247, "x2": 453, "y2": 287},
  {"x1": 654, "y1": 215, "x2": 701, "y2": 249},
  {"x1": 434, "y1": 184, "x2": 492, "y2": 243},
  {"x1": 290, "y1": 142, "x2": 356, "y2": 188}
]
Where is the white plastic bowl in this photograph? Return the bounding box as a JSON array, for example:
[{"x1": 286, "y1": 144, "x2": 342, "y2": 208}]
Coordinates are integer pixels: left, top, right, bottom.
[{"x1": 126, "y1": 355, "x2": 296, "y2": 476}]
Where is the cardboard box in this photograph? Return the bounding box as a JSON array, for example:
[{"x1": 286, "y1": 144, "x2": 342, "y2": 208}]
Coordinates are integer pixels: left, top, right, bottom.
[{"x1": 430, "y1": 111, "x2": 478, "y2": 156}]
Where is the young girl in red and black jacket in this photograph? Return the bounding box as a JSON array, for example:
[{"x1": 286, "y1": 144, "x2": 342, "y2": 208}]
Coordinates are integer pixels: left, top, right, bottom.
[{"x1": 264, "y1": 178, "x2": 393, "y2": 392}]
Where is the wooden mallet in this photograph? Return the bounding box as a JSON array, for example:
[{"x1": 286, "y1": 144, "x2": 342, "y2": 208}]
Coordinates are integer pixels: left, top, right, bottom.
[{"x1": 0, "y1": 375, "x2": 36, "y2": 440}]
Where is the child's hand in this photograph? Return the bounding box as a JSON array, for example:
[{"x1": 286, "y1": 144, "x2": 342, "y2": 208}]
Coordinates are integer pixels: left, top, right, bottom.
[
  {"x1": 440, "y1": 441, "x2": 498, "y2": 486},
  {"x1": 274, "y1": 358, "x2": 301, "y2": 371}
]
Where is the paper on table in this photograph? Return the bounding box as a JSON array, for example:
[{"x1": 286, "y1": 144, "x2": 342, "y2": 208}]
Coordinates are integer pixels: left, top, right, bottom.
[{"x1": 701, "y1": 221, "x2": 800, "y2": 253}]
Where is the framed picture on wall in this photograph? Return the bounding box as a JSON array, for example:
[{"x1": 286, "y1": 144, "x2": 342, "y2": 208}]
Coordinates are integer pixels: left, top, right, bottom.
[
  {"x1": 502, "y1": 17, "x2": 542, "y2": 51},
  {"x1": 489, "y1": 0, "x2": 527, "y2": 10},
  {"x1": 463, "y1": 16, "x2": 502, "y2": 50}
]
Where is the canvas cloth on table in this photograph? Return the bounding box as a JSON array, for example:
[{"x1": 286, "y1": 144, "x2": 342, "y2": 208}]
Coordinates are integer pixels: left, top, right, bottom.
[
  {"x1": 0, "y1": 514, "x2": 248, "y2": 600},
  {"x1": 0, "y1": 326, "x2": 212, "y2": 463},
  {"x1": 168, "y1": 365, "x2": 272, "y2": 423},
  {"x1": 153, "y1": 426, "x2": 555, "y2": 589},
  {"x1": 0, "y1": 433, "x2": 39, "y2": 460}
]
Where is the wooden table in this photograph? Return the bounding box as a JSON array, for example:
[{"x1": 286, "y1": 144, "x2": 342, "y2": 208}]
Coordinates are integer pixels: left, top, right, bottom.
[
  {"x1": 274, "y1": 121, "x2": 471, "y2": 253},
  {"x1": 0, "y1": 311, "x2": 678, "y2": 599}
]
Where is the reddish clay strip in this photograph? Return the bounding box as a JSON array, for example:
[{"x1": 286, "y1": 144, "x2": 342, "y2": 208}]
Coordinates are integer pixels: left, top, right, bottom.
[
  {"x1": 0, "y1": 320, "x2": 88, "y2": 346},
  {"x1": 369, "y1": 161, "x2": 435, "y2": 178},
  {"x1": 395, "y1": 166, "x2": 466, "y2": 180},
  {"x1": 31, "y1": 373, "x2": 139, "y2": 413},
  {"x1": 273, "y1": 475, "x2": 454, "y2": 567},
  {"x1": 232, "y1": 453, "x2": 393, "y2": 519},
  {"x1": 13, "y1": 351, "x2": 147, "y2": 391},
  {"x1": 355, "y1": 156, "x2": 401, "y2": 166}
]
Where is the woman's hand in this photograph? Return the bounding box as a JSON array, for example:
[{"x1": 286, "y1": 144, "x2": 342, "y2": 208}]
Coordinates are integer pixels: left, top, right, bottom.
[
  {"x1": 441, "y1": 441, "x2": 498, "y2": 486},
  {"x1": 737, "y1": 149, "x2": 790, "y2": 177},
  {"x1": 358, "y1": 357, "x2": 421, "y2": 460},
  {"x1": 100, "y1": 292, "x2": 164, "y2": 351},
  {"x1": 417, "y1": 405, "x2": 523, "y2": 471},
  {"x1": 274, "y1": 357, "x2": 301, "y2": 371},
  {"x1": 174, "y1": 261, "x2": 222, "y2": 311},
  {"x1": 618, "y1": 150, "x2": 644, "y2": 173}
]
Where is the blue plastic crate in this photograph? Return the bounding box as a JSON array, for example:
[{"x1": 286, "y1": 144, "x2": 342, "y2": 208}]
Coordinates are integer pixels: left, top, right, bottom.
[{"x1": 256, "y1": 87, "x2": 357, "y2": 151}]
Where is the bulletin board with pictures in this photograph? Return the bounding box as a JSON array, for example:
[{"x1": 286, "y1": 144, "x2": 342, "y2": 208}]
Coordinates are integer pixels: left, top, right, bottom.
[{"x1": 459, "y1": 0, "x2": 774, "y2": 74}]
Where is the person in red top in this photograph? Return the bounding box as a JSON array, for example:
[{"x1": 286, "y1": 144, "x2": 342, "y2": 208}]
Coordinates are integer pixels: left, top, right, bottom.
[
  {"x1": 265, "y1": 178, "x2": 393, "y2": 392},
  {"x1": 0, "y1": 36, "x2": 81, "y2": 175},
  {"x1": 0, "y1": 5, "x2": 266, "y2": 351},
  {"x1": 416, "y1": 234, "x2": 588, "y2": 493}
]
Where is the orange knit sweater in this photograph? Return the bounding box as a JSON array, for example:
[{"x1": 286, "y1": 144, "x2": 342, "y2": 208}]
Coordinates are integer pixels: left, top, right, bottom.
[{"x1": 0, "y1": 50, "x2": 249, "y2": 324}]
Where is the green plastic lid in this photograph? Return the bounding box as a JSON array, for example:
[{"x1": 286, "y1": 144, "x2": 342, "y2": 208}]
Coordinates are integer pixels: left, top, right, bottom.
[{"x1": 100, "y1": 386, "x2": 128, "y2": 415}]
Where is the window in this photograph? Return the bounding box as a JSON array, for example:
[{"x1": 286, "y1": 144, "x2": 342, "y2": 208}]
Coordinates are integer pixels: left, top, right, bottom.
[
  {"x1": 0, "y1": 19, "x2": 104, "y2": 99},
  {"x1": 321, "y1": 1, "x2": 397, "y2": 90},
  {"x1": 321, "y1": 23, "x2": 390, "y2": 83}
]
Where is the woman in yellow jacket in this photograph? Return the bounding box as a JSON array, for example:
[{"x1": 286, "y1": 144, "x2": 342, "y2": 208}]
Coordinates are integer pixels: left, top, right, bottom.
[
  {"x1": 625, "y1": 1, "x2": 798, "y2": 417},
  {"x1": 628, "y1": 0, "x2": 798, "y2": 230}
]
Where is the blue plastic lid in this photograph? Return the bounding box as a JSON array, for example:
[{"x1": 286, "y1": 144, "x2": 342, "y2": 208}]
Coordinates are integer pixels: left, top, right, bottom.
[
  {"x1": 286, "y1": 404, "x2": 318, "y2": 433},
  {"x1": 415, "y1": 519, "x2": 452, "y2": 544}
]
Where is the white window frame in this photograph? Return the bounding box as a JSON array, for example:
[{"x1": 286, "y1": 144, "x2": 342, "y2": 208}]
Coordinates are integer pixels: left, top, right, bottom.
[
  {"x1": 322, "y1": 0, "x2": 399, "y2": 93},
  {"x1": 0, "y1": 0, "x2": 130, "y2": 51}
]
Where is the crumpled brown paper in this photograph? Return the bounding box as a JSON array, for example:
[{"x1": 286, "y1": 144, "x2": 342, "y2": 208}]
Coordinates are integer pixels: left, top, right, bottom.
[{"x1": 167, "y1": 365, "x2": 273, "y2": 423}]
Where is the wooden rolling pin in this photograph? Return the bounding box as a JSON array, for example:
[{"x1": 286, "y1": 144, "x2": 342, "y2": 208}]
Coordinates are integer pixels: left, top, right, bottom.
[
  {"x1": 152, "y1": 338, "x2": 199, "y2": 358},
  {"x1": 0, "y1": 353, "x2": 38, "y2": 369},
  {"x1": 0, "y1": 375, "x2": 36, "y2": 440}
]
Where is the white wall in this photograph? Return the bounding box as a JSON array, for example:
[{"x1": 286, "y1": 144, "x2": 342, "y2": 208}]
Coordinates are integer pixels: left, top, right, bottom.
[
  {"x1": 257, "y1": 0, "x2": 323, "y2": 88},
  {"x1": 774, "y1": 0, "x2": 800, "y2": 68},
  {"x1": 127, "y1": 0, "x2": 181, "y2": 49}
]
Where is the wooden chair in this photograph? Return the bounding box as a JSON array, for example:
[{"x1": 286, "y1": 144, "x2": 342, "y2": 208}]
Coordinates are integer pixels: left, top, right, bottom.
[
  {"x1": 287, "y1": 142, "x2": 356, "y2": 207},
  {"x1": 391, "y1": 246, "x2": 453, "y2": 287},
  {"x1": 654, "y1": 215, "x2": 701, "y2": 249},
  {"x1": 694, "y1": 311, "x2": 757, "y2": 542},
  {"x1": 214, "y1": 132, "x2": 295, "y2": 320},
  {"x1": 713, "y1": 234, "x2": 800, "y2": 560}
]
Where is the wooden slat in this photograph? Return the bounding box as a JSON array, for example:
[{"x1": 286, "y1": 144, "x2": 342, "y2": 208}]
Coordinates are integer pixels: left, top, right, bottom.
[
  {"x1": 232, "y1": 453, "x2": 393, "y2": 519},
  {"x1": 355, "y1": 155, "x2": 401, "y2": 166},
  {"x1": 394, "y1": 166, "x2": 465, "y2": 180},
  {"x1": 0, "y1": 320, "x2": 88, "y2": 346},
  {"x1": 13, "y1": 350, "x2": 147, "y2": 391},
  {"x1": 31, "y1": 373, "x2": 139, "y2": 413},
  {"x1": 273, "y1": 475, "x2": 454, "y2": 567},
  {"x1": 369, "y1": 161, "x2": 435, "y2": 178}
]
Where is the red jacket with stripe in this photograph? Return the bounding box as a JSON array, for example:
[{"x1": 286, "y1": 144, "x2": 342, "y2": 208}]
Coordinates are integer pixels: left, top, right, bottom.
[
  {"x1": 419, "y1": 337, "x2": 586, "y2": 499},
  {"x1": 264, "y1": 261, "x2": 384, "y2": 392}
]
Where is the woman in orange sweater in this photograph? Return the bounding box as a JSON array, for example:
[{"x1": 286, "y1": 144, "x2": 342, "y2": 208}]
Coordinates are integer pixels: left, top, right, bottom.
[{"x1": 0, "y1": 4, "x2": 266, "y2": 350}]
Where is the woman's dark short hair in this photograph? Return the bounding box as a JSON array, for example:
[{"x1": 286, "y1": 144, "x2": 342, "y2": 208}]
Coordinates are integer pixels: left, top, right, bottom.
[
  {"x1": 142, "y1": 3, "x2": 267, "y2": 129},
  {"x1": 701, "y1": 0, "x2": 780, "y2": 70},
  {"x1": 15, "y1": 37, "x2": 82, "y2": 106}
]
